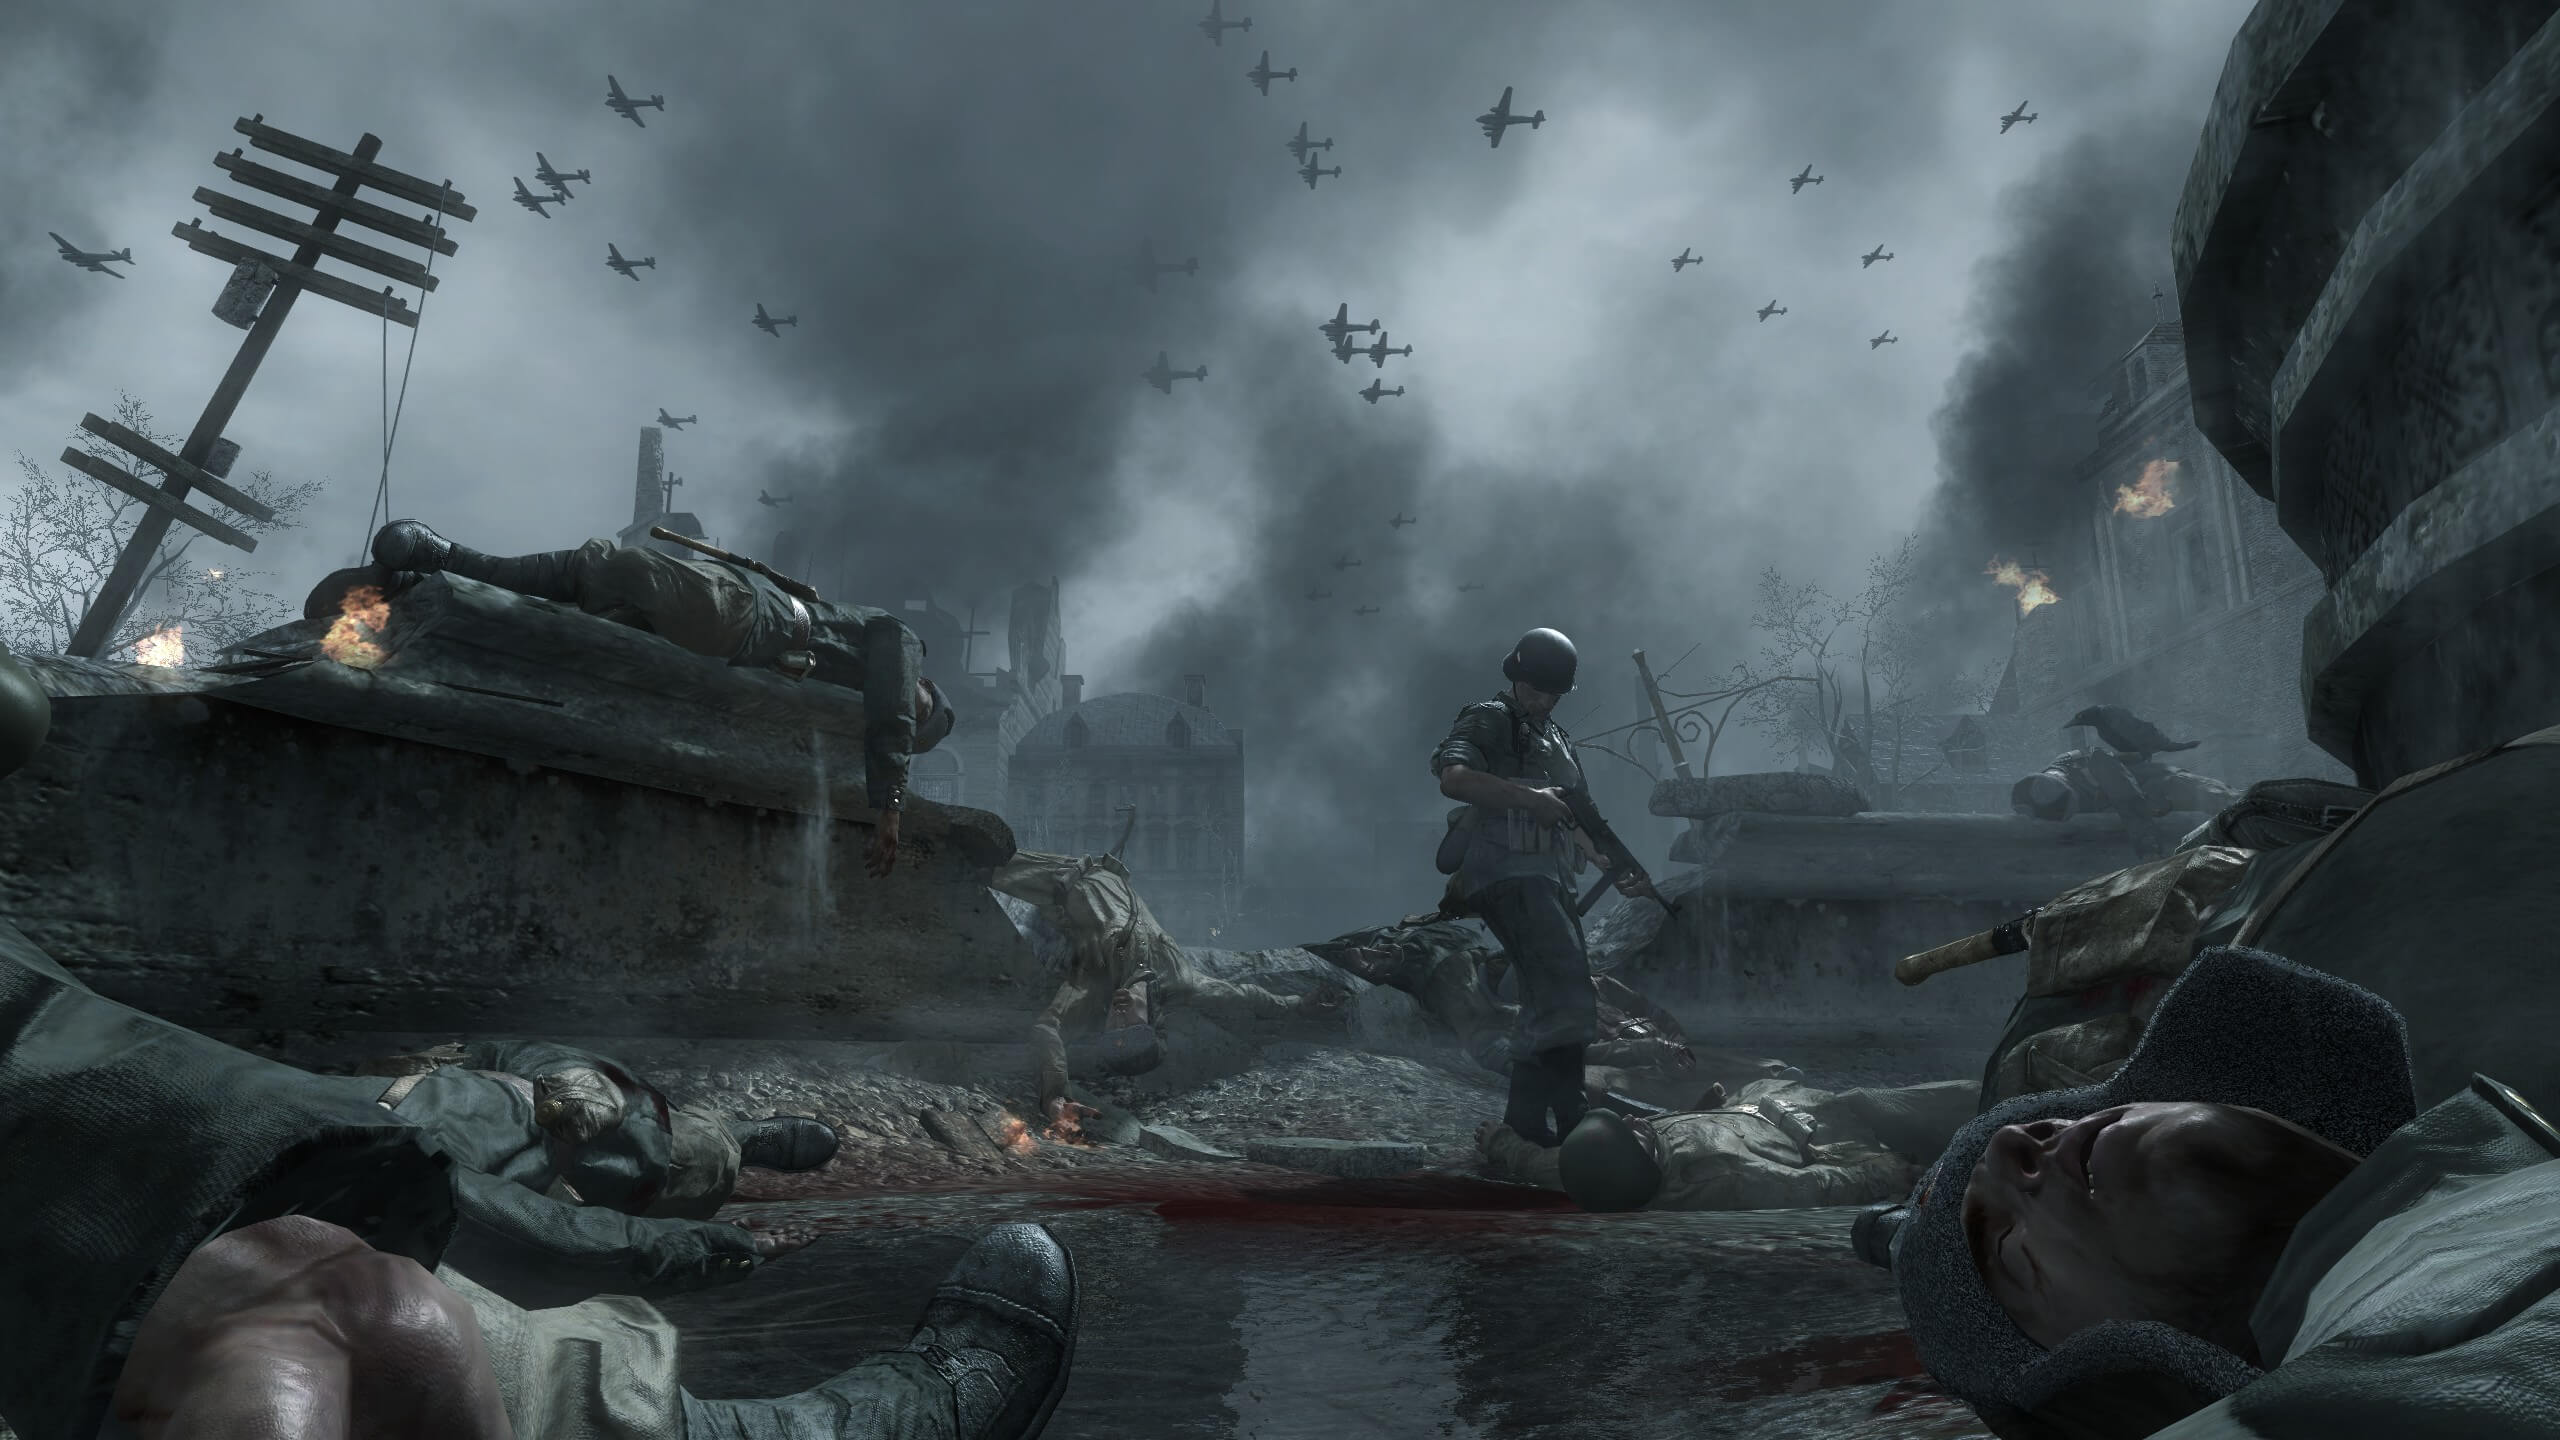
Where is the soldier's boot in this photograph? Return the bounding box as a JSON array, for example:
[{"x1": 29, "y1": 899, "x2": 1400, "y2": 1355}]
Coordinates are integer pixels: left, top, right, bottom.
[
  {"x1": 732, "y1": 1114, "x2": 841, "y2": 1172},
  {"x1": 682, "y1": 1223, "x2": 1077, "y2": 1440},
  {"x1": 1539, "y1": 1044, "x2": 1590, "y2": 1140},
  {"x1": 370, "y1": 519, "x2": 580, "y2": 602},
  {"x1": 301, "y1": 563, "x2": 421, "y2": 621},
  {"x1": 1502, "y1": 1061, "x2": 1556, "y2": 1148}
]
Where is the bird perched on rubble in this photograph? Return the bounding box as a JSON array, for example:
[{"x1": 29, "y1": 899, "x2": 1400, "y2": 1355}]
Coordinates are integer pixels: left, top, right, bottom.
[{"x1": 2065, "y1": 704, "x2": 2199, "y2": 757}]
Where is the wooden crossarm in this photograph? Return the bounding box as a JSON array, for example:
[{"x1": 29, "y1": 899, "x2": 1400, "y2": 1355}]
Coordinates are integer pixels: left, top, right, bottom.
[
  {"x1": 214, "y1": 152, "x2": 458, "y2": 255},
  {"x1": 193, "y1": 188, "x2": 439, "y2": 291},
  {"x1": 76, "y1": 414, "x2": 277, "y2": 523},
  {"x1": 233, "y1": 117, "x2": 475, "y2": 220},
  {"x1": 171, "y1": 222, "x2": 415, "y2": 327},
  {"x1": 58, "y1": 450, "x2": 258, "y2": 552}
]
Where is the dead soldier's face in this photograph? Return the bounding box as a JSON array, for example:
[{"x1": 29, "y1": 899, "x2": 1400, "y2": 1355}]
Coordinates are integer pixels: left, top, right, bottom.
[{"x1": 1961, "y1": 1102, "x2": 2357, "y2": 1357}]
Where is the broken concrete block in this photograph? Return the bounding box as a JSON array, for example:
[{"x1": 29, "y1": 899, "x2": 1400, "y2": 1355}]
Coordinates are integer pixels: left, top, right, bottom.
[
  {"x1": 1243, "y1": 1136, "x2": 1426, "y2": 1178},
  {"x1": 919, "y1": 1107, "x2": 1000, "y2": 1158},
  {"x1": 1140, "y1": 1124, "x2": 1240, "y2": 1161}
]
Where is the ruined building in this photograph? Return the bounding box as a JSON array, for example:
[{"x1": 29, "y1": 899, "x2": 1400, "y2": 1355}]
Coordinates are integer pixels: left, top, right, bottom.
[
  {"x1": 1983, "y1": 311, "x2": 2349, "y2": 788},
  {"x1": 617, "y1": 426, "x2": 705, "y2": 555},
  {"x1": 891, "y1": 584, "x2": 1066, "y2": 812},
  {"x1": 1008, "y1": 674, "x2": 1246, "y2": 942}
]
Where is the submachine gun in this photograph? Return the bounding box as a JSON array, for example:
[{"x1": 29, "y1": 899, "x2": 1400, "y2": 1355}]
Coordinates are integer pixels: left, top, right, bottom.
[{"x1": 1559, "y1": 784, "x2": 1672, "y2": 919}]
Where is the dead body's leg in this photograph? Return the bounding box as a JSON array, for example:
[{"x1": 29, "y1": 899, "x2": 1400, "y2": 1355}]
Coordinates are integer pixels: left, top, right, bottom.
[
  {"x1": 361, "y1": 523, "x2": 760, "y2": 661},
  {"x1": 1150, "y1": 947, "x2": 1308, "y2": 1033}
]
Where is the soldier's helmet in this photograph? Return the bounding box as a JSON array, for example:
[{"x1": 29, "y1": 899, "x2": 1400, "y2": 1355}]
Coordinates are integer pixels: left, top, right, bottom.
[
  {"x1": 1501, "y1": 627, "x2": 1578, "y2": 695},
  {"x1": 0, "y1": 645, "x2": 50, "y2": 782}
]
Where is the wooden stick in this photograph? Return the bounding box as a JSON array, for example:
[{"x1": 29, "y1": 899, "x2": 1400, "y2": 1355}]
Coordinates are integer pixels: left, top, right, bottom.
[
  {"x1": 58, "y1": 450, "x2": 258, "y2": 552},
  {"x1": 1895, "y1": 909, "x2": 2035, "y2": 986},
  {"x1": 78, "y1": 413, "x2": 276, "y2": 522},
  {"x1": 233, "y1": 117, "x2": 475, "y2": 219},
  {"x1": 214, "y1": 151, "x2": 458, "y2": 254},
  {"x1": 170, "y1": 223, "x2": 415, "y2": 325},
  {"x1": 193, "y1": 189, "x2": 439, "y2": 290}
]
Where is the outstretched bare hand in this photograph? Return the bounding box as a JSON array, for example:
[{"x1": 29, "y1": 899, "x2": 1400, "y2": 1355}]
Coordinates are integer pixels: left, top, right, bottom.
[
  {"x1": 733, "y1": 1219, "x2": 823, "y2": 1260},
  {"x1": 865, "y1": 810, "x2": 902, "y2": 878}
]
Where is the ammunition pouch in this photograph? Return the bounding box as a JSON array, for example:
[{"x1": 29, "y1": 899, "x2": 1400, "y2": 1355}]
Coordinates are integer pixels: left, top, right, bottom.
[{"x1": 1435, "y1": 805, "x2": 1477, "y2": 875}]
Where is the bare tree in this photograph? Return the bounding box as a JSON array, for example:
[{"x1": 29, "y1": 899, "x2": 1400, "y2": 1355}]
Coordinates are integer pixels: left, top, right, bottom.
[{"x1": 0, "y1": 393, "x2": 320, "y2": 661}]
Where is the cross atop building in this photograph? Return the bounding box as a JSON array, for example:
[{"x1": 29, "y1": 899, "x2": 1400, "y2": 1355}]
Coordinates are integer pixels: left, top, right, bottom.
[{"x1": 661, "y1": 472, "x2": 683, "y2": 513}]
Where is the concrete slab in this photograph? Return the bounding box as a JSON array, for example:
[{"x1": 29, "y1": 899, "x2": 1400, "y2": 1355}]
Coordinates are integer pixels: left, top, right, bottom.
[{"x1": 1140, "y1": 1124, "x2": 1240, "y2": 1161}]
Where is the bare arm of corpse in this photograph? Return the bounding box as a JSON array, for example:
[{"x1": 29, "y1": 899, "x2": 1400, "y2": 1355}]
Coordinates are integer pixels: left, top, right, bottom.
[{"x1": 108, "y1": 1215, "x2": 515, "y2": 1440}]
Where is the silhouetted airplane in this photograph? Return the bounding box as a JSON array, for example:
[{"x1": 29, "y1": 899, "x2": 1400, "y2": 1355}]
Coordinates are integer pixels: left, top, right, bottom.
[
  {"x1": 1353, "y1": 605, "x2": 1380, "y2": 617},
  {"x1": 534, "y1": 152, "x2": 589, "y2": 193},
  {"x1": 1871, "y1": 330, "x2": 1898, "y2": 348},
  {"x1": 656, "y1": 409, "x2": 696, "y2": 430},
  {"x1": 1458, "y1": 581, "x2": 1486, "y2": 592},
  {"x1": 1359, "y1": 380, "x2": 1405, "y2": 404},
  {"x1": 1791, "y1": 164, "x2": 1823, "y2": 193},
  {"x1": 1144, "y1": 351, "x2": 1208, "y2": 392},
  {"x1": 1138, "y1": 239, "x2": 1198, "y2": 292},
  {"x1": 1671, "y1": 248, "x2": 1699, "y2": 272},
  {"x1": 1862, "y1": 244, "x2": 1894, "y2": 268},
  {"x1": 1329, "y1": 332, "x2": 1361, "y2": 364},
  {"x1": 1757, "y1": 300, "x2": 1786, "y2": 322},
  {"x1": 1198, "y1": 0, "x2": 1250, "y2": 45},
  {"x1": 753, "y1": 303, "x2": 798, "y2": 336},
  {"x1": 1285, "y1": 121, "x2": 1334, "y2": 164},
  {"x1": 49, "y1": 233, "x2": 131, "y2": 276},
  {"x1": 1363, "y1": 331, "x2": 1412, "y2": 368},
  {"x1": 605, "y1": 243, "x2": 654, "y2": 279},
  {"x1": 1478, "y1": 86, "x2": 1544, "y2": 147},
  {"x1": 512, "y1": 178, "x2": 559, "y2": 218},
  {"x1": 1331, "y1": 553, "x2": 1361, "y2": 571},
  {"x1": 1389, "y1": 512, "x2": 1416, "y2": 528},
  {"x1": 2001, "y1": 101, "x2": 2037, "y2": 133},
  {"x1": 607, "y1": 75, "x2": 664, "y2": 127},
  {"x1": 757, "y1": 489, "x2": 793, "y2": 508},
  {"x1": 1298, "y1": 153, "x2": 1340, "y2": 189},
  {"x1": 1248, "y1": 51, "x2": 1296, "y2": 94},
  {"x1": 1319, "y1": 302, "x2": 1381, "y2": 344},
  {"x1": 1306, "y1": 587, "x2": 1332, "y2": 601}
]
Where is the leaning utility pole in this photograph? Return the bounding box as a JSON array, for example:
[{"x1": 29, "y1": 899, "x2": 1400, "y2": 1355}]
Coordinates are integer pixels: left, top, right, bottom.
[
  {"x1": 1632, "y1": 648, "x2": 1693, "y2": 779},
  {"x1": 65, "y1": 115, "x2": 472, "y2": 657}
]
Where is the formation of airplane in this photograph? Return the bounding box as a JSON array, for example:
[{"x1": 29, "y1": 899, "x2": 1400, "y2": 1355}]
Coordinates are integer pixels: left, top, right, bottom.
[
  {"x1": 1389, "y1": 513, "x2": 1416, "y2": 529},
  {"x1": 1285, "y1": 122, "x2": 1333, "y2": 164},
  {"x1": 1671, "y1": 248, "x2": 1699, "y2": 272},
  {"x1": 1791, "y1": 164, "x2": 1824, "y2": 193},
  {"x1": 1331, "y1": 554, "x2": 1361, "y2": 571},
  {"x1": 1138, "y1": 239, "x2": 1198, "y2": 292},
  {"x1": 512, "y1": 178, "x2": 560, "y2": 218},
  {"x1": 607, "y1": 75, "x2": 664, "y2": 127},
  {"x1": 1248, "y1": 51, "x2": 1296, "y2": 95},
  {"x1": 1477, "y1": 86, "x2": 1544, "y2": 148},
  {"x1": 1457, "y1": 581, "x2": 1486, "y2": 592},
  {"x1": 1198, "y1": 0, "x2": 1250, "y2": 45},
  {"x1": 534, "y1": 154, "x2": 587, "y2": 199},
  {"x1": 1872, "y1": 330, "x2": 1899, "y2": 348},
  {"x1": 1329, "y1": 332, "x2": 1361, "y2": 364},
  {"x1": 757, "y1": 490, "x2": 792, "y2": 508},
  {"x1": 2002, "y1": 101, "x2": 2037, "y2": 133},
  {"x1": 605, "y1": 243, "x2": 655, "y2": 279},
  {"x1": 1319, "y1": 303, "x2": 1381, "y2": 344},
  {"x1": 1352, "y1": 605, "x2": 1380, "y2": 617},
  {"x1": 1305, "y1": 588, "x2": 1332, "y2": 601},
  {"x1": 1298, "y1": 153, "x2": 1340, "y2": 189},
  {"x1": 1359, "y1": 380, "x2": 1405, "y2": 403},
  {"x1": 1862, "y1": 244, "x2": 1894, "y2": 268},
  {"x1": 51, "y1": 233, "x2": 132, "y2": 277},
  {"x1": 1143, "y1": 351, "x2": 1208, "y2": 392},
  {"x1": 1758, "y1": 300, "x2": 1787, "y2": 322},
  {"x1": 656, "y1": 409, "x2": 696, "y2": 430},
  {"x1": 752, "y1": 303, "x2": 797, "y2": 336},
  {"x1": 1362, "y1": 331, "x2": 1411, "y2": 368}
]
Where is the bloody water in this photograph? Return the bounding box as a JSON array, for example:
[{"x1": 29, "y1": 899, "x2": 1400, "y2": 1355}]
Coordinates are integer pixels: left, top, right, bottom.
[{"x1": 666, "y1": 1171, "x2": 1989, "y2": 1440}]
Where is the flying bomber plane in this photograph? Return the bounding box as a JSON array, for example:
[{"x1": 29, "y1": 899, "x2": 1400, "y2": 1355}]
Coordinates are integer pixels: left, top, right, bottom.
[
  {"x1": 1757, "y1": 300, "x2": 1787, "y2": 322},
  {"x1": 1359, "y1": 381, "x2": 1405, "y2": 404},
  {"x1": 512, "y1": 179, "x2": 559, "y2": 217},
  {"x1": 606, "y1": 75, "x2": 664, "y2": 126},
  {"x1": 1671, "y1": 248, "x2": 1699, "y2": 272},
  {"x1": 1297, "y1": 154, "x2": 1340, "y2": 189},
  {"x1": 1331, "y1": 553, "x2": 1361, "y2": 571},
  {"x1": 1248, "y1": 51, "x2": 1296, "y2": 95},
  {"x1": 1319, "y1": 303, "x2": 1381, "y2": 345},
  {"x1": 1458, "y1": 581, "x2": 1486, "y2": 592},
  {"x1": 1306, "y1": 587, "x2": 1332, "y2": 601},
  {"x1": 1389, "y1": 512, "x2": 1415, "y2": 528},
  {"x1": 1329, "y1": 332, "x2": 1361, "y2": 364},
  {"x1": 753, "y1": 303, "x2": 798, "y2": 336},
  {"x1": 533, "y1": 152, "x2": 589, "y2": 193},
  {"x1": 1285, "y1": 122, "x2": 1334, "y2": 164},
  {"x1": 605, "y1": 243, "x2": 655, "y2": 279},
  {"x1": 1363, "y1": 332, "x2": 1412, "y2": 368},
  {"x1": 1353, "y1": 605, "x2": 1380, "y2": 617},
  {"x1": 1791, "y1": 164, "x2": 1824, "y2": 193},
  {"x1": 1137, "y1": 239, "x2": 1198, "y2": 292},
  {"x1": 2001, "y1": 101, "x2": 2038, "y2": 133},
  {"x1": 1871, "y1": 330, "x2": 1899, "y2": 348},
  {"x1": 757, "y1": 490, "x2": 793, "y2": 508},
  {"x1": 1478, "y1": 86, "x2": 1544, "y2": 147},
  {"x1": 50, "y1": 233, "x2": 132, "y2": 276},
  {"x1": 1197, "y1": 0, "x2": 1250, "y2": 45},
  {"x1": 1862, "y1": 244, "x2": 1894, "y2": 268},
  {"x1": 656, "y1": 409, "x2": 696, "y2": 430},
  {"x1": 1143, "y1": 351, "x2": 1208, "y2": 392}
]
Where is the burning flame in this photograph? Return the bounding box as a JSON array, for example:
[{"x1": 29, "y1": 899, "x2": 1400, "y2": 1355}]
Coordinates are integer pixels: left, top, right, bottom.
[
  {"x1": 2114, "y1": 459, "x2": 2180, "y2": 518},
  {"x1": 321, "y1": 584, "x2": 391, "y2": 669},
  {"x1": 990, "y1": 1113, "x2": 1039, "y2": 1156},
  {"x1": 133, "y1": 624, "x2": 185, "y2": 667},
  {"x1": 1985, "y1": 556, "x2": 2060, "y2": 617},
  {"x1": 205, "y1": 567, "x2": 225, "y2": 580}
]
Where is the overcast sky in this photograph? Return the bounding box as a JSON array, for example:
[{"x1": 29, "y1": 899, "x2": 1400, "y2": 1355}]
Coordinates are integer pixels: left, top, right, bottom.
[{"x1": 2, "y1": 0, "x2": 2256, "y2": 882}]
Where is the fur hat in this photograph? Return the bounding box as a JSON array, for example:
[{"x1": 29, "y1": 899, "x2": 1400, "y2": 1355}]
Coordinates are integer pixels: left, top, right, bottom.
[{"x1": 1891, "y1": 946, "x2": 2415, "y2": 1414}]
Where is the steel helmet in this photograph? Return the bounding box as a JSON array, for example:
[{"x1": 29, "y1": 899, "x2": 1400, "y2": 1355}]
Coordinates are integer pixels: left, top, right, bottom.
[{"x1": 1501, "y1": 627, "x2": 1578, "y2": 694}]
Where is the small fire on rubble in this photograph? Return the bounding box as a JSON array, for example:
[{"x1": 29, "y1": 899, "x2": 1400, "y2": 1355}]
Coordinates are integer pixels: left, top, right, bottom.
[
  {"x1": 2114, "y1": 458, "x2": 2180, "y2": 518},
  {"x1": 133, "y1": 625, "x2": 185, "y2": 667},
  {"x1": 1985, "y1": 556, "x2": 2060, "y2": 617},
  {"x1": 991, "y1": 1113, "x2": 1040, "y2": 1156},
  {"x1": 321, "y1": 585, "x2": 391, "y2": 669}
]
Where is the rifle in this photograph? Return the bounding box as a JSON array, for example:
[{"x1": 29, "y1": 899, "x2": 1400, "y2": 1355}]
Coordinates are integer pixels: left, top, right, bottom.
[
  {"x1": 1559, "y1": 784, "x2": 1671, "y2": 918},
  {"x1": 647, "y1": 526, "x2": 824, "y2": 605},
  {"x1": 1895, "y1": 908, "x2": 2037, "y2": 986}
]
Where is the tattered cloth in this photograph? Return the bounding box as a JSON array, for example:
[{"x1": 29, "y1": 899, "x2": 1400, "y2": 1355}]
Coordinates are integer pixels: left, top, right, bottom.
[
  {"x1": 0, "y1": 918, "x2": 457, "y2": 1440},
  {"x1": 2024, "y1": 844, "x2": 2253, "y2": 998}
]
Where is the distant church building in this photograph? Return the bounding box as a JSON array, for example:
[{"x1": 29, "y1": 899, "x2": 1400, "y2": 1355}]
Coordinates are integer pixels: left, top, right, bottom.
[
  {"x1": 1008, "y1": 675, "x2": 1245, "y2": 943},
  {"x1": 617, "y1": 427, "x2": 705, "y2": 556}
]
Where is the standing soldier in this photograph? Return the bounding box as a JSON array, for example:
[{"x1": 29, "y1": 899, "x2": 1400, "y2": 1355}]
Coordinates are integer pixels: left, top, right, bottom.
[{"x1": 1430, "y1": 627, "x2": 1646, "y2": 1147}]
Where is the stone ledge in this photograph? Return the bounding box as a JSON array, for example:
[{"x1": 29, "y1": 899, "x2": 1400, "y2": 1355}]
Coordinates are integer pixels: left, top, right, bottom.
[{"x1": 1668, "y1": 811, "x2": 2149, "y2": 902}]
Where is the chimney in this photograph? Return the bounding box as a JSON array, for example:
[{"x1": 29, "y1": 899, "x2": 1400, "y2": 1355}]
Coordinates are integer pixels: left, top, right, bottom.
[
  {"x1": 1182, "y1": 674, "x2": 1207, "y2": 709},
  {"x1": 1061, "y1": 674, "x2": 1084, "y2": 708},
  {"x1": 633, "y1": 427, "x2": 665, "y2": 526}
]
